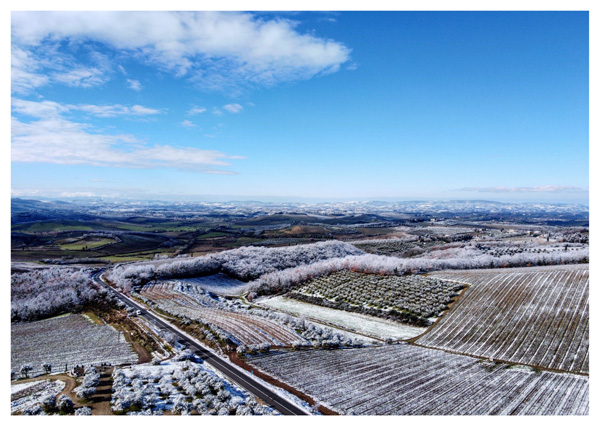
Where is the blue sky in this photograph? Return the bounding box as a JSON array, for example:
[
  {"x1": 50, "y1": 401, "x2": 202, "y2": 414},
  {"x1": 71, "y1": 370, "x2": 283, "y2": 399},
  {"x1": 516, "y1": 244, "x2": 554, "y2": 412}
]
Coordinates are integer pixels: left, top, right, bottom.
[{"x1": 10, "y1": 11, "x2": 589, "y2": 204}]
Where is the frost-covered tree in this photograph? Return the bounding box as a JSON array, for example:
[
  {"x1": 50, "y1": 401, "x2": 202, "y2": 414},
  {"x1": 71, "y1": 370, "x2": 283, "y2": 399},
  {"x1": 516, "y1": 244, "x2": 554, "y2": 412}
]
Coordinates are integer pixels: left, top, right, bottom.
[
  {"x1": 20, "y1": 364, "x2": 33, "y2": 378},
  {"x1": 161, "y1": 331, "x2": 179, "y2": 346},
  {"x1": 74, "y1": 367, "x2": 100, "y2": 400},
  {"x1": 23, "y1": 404, "x2": 44, "y2": 415},
  {"x1": 75, "y1": 386, "x2": 95, "y2": 400},
  {"x1": 171, "y1": 395, "x2": 191, "y2": 415},
  {"x1": 248, "y1": 244, "x2": 589, "y2": 296},
  {"x1": 217, "y1": 406, "x2": 230, "y2": 415},
  {"x1": 106, "y1": 241, "x2": 364, "y2": 291},
  {"x1": 11, "y1": 268, "x2": 103, "y2": 322},
  {"x1": 40, "y1": 393, "x2": 56, "y2": 413},
  {"x1": 74, "y1": 406, "x2": 92, "y2": 415},
  {"x1": 57, "y1": 395, "x2": 74, "y2": 414}
]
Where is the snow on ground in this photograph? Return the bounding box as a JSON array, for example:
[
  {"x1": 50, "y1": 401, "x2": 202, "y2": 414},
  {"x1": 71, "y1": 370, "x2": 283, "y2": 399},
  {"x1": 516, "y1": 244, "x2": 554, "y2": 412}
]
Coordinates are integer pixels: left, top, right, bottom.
[
  {"x1": 11, "y1": 379, "x2": 65, "y2": 414},
  {"x1": 236, "y1": 363, "x2": 318, "y2": 415},
  {"x1": 258, "y1": 296, "x2": 426, "y2": 340},
  {"x1": 170, "y1": 273, "x2": 251, "y2": 296},
  {"x1": 12, "y1": 313, "x2": 138, "y2": 377}
]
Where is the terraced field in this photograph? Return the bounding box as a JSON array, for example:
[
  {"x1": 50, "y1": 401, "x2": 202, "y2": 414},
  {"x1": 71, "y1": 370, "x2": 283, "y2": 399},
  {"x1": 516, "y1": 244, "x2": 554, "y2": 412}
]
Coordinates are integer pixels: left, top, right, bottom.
[
  {"x1": 249, "y1": 344, "x2": 588, "y2": 415},
  {"x1": 420, "y1": 265, "x2": 588, "y2": 374},
  {"x1": 140, "y1": 282, "x2": 304, "y2": 346}
]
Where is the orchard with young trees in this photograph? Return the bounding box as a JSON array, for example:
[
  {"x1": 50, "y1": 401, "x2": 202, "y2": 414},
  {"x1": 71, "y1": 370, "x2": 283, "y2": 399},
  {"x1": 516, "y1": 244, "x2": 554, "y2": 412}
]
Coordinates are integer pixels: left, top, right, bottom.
[
  {"x1": 288, "y1": 270, "x2": 465, "y2": 324},
  {"x1": 110, "y1": 359, "x2": 275, "y2": 415}
]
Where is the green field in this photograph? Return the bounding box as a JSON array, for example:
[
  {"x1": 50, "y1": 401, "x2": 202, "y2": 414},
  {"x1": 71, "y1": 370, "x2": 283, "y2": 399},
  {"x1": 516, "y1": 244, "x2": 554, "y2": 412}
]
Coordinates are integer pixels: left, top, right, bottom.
[
  {"x1": 97, "y1": 254, "x2": 158, "y2": 262},
  {"x1": 13, "y1": 222, "x2": 97, "y2": 233},
  {"x1": 196, "y1": 232, "x2": 230, "y2": 239},
  {"x1": 58, "y1": 237, "x2": 117, "y2": 251}
]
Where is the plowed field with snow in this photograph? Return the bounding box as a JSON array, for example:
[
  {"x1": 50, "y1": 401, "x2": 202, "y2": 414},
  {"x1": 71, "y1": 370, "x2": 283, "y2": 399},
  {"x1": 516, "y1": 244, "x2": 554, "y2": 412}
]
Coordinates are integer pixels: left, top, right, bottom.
[
  {"x1": 420, "y1": 265, "x2": 588, "y2": 374},
  {"x1": 249, "y1": 344, "x2": 588, "y2": 415},
  {"x1": 11, "y1": 314, "x2": 138, "y2": 377},
  {"x1": 140, "y1": 282, "x2": 304, "y2": 346}
]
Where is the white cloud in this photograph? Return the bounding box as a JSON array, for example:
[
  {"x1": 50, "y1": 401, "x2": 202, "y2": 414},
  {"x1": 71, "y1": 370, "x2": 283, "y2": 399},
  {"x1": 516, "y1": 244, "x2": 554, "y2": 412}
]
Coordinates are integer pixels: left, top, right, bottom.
[
  {"x1": 223, "y1": 103, "x2": 243, "y2": 113},
  {"x1": 188, "y1": 106, "x2": 207, "y2": 115},
  {"x1": 180, "y1": 120, "x2": 196, "y2": 128},
  {"x1": 52, "y1": 67, "x2": 108, "y2": 88},
  {"x1": 11, "y1": 188, "x2": 41, "y2": 197},
  {"x1": 75, "y1": 104, "x2": 161, "y2": 117},
  {"x1": 127, "y1": 79, "x2": 142, "y2": 91},
  {"x1": 11, "y1": 99, "x2": 67, "y2": 118},
  {"x1": 12, "y1": 98, "x2": 161, "y2": 119},
  {"x1": 129, "y1": 105, "x2": 160, "y2": 115},
  {"x1": 11, "y1": 100, "x2": 243, "y2": 174},
  {"x1": 11, "y1": 11, "x2": 351, "y2": 92},
  {"x1": 457, "y1": 186, "x2": 586, "y2": 193},
  {"x1": 11, "y1": 47, "x2": 50, "y2": 94},
  {"x1": 11, "y1": 43, "x2": 109, "y2": 93},
  {"x1": 212, "y1": 107, "x2": 223, "y2": 116}
]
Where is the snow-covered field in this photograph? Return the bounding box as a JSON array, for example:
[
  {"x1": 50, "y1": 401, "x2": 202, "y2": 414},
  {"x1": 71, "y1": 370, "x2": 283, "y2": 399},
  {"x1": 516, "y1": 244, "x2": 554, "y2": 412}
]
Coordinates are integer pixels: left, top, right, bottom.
[
  {"x1": 140, "y1": 282, "x2": 304, "y2": 346},
  {"x1": 11, "y1": 379, "x2": 66, "y2": 414},
  {"x1": 171, "y1": 273, "x2": 250, "y2": 295},
  {"x1": 11, "y1": 314, "x2": 138, "y2": 377},
  {"x1": 249, "y1": 344, "x2": 589, "y2": 415},
  {"x1": 420, "y1": 266, "x2": 589, "y2": 374},
  {"x1": 257, "y1": 296, "x2": 426, "y2": 340}
]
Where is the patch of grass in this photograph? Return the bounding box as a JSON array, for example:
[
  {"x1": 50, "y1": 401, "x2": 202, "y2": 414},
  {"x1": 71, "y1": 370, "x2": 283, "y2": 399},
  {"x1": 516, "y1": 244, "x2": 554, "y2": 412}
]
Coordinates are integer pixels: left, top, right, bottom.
[
  {"x1": 228, "y1": 237, "x2": 263, "y2": 246},
  {"x1": 58, "y1": 237, "x2": 116, "y2": 251},
  {"x1": 355, "y1": 227, "x2": 396, "y2": 235},
  {"x1": 197, "y1": 232, "x2": 230, "y2": 239},
  {"x1": 17, "y1": 222, "x2": 96, "y2": 233}
]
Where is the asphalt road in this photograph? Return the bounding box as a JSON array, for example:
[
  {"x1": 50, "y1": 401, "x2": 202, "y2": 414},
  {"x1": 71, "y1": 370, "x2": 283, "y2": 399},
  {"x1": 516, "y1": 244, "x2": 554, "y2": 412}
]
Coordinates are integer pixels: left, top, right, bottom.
[{"x1": 92, "y1": 272, "x2": 309, "y2": 415}]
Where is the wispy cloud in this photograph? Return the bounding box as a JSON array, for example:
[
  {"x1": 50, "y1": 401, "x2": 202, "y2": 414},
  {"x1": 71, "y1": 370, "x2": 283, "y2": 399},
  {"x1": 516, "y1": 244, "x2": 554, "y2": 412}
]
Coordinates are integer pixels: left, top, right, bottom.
[
  {"x1": 11, "y1": 11, "x2": 351, "y2": 94},
  {"x1": 12, "y1": 42, "x2": 110, "y2": 94},
  {"x1": 223, "y1": 103, "x2": 243, "y2": 113},
  {"x1": 11, "y1": 46, "x2": 50, "y2": 94},
  {"x1": 12, "y1": 187, "x2": 146, "y2": 199},
  {"x1": 11, "y1": 99, "x2": 243, "y2": 174},
  {"x1": 126, "y1": 79, "x2": 142, "y2": 91},
  {"x1": 53, "y1": 67, "x2": 107, "y2": 87},
  {"x1": 74, "y1": 104, "x2": 161, "y2": 117},
  {"x1": 180, "y1": 120, "x2": 196, "y2": 128},
  {"x1": 12, "y1": 98, "x2": 161, "y2": 118},
  {"x1": 11, "y1": 99, "x2": 68, "y2": 118},
  {"x1": 188, "y1": 106, "x2": 207, "y2": 115},
  {"x1": 457, "y1": 186, "x2": 587, "y2": 193}
]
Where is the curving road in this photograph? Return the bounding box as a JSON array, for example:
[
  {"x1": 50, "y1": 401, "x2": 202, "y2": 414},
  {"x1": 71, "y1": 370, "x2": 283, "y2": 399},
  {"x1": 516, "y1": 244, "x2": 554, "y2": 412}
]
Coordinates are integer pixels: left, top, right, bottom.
[{"x1": 92, "y1": 271, "x2": 309, "y2": 415}]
